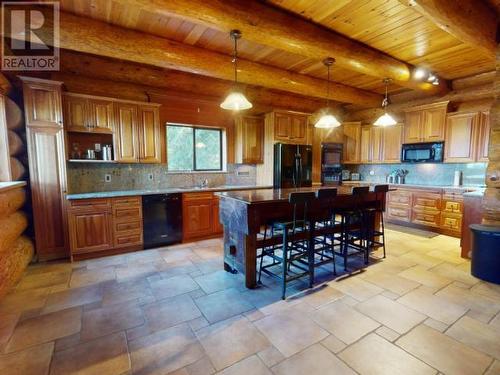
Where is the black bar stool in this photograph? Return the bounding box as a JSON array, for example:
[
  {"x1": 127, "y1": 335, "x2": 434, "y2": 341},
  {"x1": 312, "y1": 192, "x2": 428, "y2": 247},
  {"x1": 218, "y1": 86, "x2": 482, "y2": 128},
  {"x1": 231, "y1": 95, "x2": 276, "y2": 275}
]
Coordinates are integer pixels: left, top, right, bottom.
[
  {"x1": 258, "y1": 191, "x2": 316, "y2": 299},
  {"x1": 337, "y1": 186, "x2": 370, "y2": 271},
  {"x1": 312, "y1": 188, "x2": 339, "y2": 278},
  {"x1": 364, "y1": 184, "x2": 388, "y2": 259}
]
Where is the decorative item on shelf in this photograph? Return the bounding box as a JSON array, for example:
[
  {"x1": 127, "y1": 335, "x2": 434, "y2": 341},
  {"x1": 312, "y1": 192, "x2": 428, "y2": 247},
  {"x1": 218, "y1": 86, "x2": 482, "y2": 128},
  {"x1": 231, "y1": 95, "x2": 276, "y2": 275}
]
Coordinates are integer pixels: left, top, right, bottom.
[
  {"x1": 314, "y1": 57, "x2": 340, "y2": 129},
  {"x1": 351, "y1": 173, "x2": 360, "y2": 181},
  {"x1": 220, "y1": 30, "x2": 252, "y2": 111},
  {"x1": 86, "y1": 149, "x2": 96, "y2": 160},
  {"x1": 71, "y1": 143, "x2": 81, "y2": 159},
  {"x1": 102, "y1": 145, "x2": 113, "y2": 161},
  {"x1": 373, "y1": 78, "x2": 397, "y2": 127}
]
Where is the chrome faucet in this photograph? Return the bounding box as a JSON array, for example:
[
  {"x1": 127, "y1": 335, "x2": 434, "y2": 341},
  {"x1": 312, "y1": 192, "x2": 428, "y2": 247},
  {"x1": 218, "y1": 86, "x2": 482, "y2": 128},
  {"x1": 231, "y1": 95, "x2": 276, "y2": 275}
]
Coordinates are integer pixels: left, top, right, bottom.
[{"x1": 200, "y1": 178, "x2": 209, "y2": 188}]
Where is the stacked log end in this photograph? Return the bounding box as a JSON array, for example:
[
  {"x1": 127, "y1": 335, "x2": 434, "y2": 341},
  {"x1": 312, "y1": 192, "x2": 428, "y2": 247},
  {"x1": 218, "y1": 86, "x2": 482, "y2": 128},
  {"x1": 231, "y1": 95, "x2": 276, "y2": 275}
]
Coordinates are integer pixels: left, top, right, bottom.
[{"x1": 0, "y1": 186, "x2": 33, "y2": 298}]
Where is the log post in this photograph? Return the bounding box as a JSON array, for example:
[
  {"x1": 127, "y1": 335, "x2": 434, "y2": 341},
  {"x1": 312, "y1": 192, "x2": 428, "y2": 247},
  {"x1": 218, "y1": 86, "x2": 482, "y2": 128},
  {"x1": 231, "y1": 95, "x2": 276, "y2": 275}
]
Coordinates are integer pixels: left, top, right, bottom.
[{"x1": 482, "y1": 45, "x2": 500, "y2": 225}]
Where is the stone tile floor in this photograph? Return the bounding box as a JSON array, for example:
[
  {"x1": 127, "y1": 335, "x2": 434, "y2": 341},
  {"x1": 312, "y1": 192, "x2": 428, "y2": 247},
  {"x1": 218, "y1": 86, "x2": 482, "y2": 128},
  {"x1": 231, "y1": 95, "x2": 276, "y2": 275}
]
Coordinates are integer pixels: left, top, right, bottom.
[{"x1": 1, "y1": 228, "x2": 500, "y2": 374}]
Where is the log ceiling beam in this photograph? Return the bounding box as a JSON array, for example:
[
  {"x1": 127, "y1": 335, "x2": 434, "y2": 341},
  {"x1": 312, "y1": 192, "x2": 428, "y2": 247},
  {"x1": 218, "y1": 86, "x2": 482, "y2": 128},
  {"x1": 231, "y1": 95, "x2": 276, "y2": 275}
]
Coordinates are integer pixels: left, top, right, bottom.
[
  {"x1": 398, "y1": 0, "x2": 497, "y2": 58},
  {"x1": 114, "y1": 0, "x2": 448, "y2": 93},
  {"x1": 5, "y1": 7, "x2": 382, "y2": 107},
  {"x1": 57, "y1": 51, "x2": 334, "y2": 114}
]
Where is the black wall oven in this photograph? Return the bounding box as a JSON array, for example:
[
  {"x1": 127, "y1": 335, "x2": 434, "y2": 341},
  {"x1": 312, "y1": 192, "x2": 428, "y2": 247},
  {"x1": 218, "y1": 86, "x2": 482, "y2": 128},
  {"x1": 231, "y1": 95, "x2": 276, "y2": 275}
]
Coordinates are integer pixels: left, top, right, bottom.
[{"x1": 401, "y1": 142, "x2": 444, "y2": 163}]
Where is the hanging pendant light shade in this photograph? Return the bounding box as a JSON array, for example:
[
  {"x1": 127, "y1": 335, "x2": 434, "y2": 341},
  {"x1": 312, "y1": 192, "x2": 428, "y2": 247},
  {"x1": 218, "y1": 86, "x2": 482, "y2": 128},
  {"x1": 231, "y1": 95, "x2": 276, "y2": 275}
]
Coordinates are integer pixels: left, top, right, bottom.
[
  {"x1": 373, "y1": 78, "x2": 397, "y2": 127},
  {"x1": 220, "y1": 30, "x2": 252, "y2": 111},
  {"x1": 315, "y1": 58, "x2": 340, "y2": 128}
]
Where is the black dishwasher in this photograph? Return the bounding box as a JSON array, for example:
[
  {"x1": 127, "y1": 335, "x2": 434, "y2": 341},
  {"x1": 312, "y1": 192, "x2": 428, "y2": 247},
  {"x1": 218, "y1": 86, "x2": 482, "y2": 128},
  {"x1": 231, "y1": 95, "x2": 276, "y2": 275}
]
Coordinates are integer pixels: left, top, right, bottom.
[{"x1": 142, "y1": 194, "x2": 183, "y2": 249}]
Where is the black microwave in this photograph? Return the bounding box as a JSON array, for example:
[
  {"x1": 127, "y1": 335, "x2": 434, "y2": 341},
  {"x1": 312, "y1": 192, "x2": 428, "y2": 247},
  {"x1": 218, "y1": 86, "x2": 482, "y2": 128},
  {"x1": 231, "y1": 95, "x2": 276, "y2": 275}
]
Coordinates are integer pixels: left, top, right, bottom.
[{"x1": 401, "y1": 142, "x2": 444, "y2": 163}]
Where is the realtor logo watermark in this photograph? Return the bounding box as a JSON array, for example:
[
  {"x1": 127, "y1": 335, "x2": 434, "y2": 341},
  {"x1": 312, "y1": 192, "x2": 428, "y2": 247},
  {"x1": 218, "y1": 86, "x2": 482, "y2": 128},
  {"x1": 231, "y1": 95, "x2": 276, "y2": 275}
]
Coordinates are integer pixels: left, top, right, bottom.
[{"x1": 1, "y1": 1, "x2": 60, "y2": 71}]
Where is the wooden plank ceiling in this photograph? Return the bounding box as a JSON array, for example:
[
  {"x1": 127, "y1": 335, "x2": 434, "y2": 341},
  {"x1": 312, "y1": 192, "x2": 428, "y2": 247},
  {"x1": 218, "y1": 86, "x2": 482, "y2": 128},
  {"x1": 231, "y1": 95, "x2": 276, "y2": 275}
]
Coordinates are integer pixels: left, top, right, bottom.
[{"x1": 59, "y1": 0, "x2": 495, "y2": 99}]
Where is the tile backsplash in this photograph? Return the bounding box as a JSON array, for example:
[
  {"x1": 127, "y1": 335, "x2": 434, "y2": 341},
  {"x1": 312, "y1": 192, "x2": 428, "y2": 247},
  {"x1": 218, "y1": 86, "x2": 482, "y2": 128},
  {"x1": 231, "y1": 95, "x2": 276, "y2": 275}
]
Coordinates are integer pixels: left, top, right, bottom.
[
  {"x1": 346, "y1": 162, "x2": 487, "y2": 187},
  {"x1": 66, "y1": 163, "x2": 257, "y2": 193}
]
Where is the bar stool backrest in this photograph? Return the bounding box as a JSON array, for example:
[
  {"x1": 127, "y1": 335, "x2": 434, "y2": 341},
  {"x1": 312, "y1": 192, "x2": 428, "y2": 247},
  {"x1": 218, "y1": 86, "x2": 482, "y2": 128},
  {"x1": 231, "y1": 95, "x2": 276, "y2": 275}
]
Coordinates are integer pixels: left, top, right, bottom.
[
  {"x1": 374, "y1": 184, "x2": 389, "y2": 211},
  {"x1": 289, "y1": 192, "x2": 316, "y2": 233},
  {"x1": 316, "y1": 188, "x2": 338, "y2": 221},
  {"x1": 352, "y1": 186, "x2": 370, "y2": 211}
]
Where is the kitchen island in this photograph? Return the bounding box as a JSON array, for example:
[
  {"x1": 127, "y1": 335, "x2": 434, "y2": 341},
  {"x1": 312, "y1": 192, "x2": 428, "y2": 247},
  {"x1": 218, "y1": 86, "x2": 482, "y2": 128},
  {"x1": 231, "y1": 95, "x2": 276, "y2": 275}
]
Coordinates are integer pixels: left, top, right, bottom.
[{"x1": 218, "y1": 186, "x2": 388, "y2": 288}]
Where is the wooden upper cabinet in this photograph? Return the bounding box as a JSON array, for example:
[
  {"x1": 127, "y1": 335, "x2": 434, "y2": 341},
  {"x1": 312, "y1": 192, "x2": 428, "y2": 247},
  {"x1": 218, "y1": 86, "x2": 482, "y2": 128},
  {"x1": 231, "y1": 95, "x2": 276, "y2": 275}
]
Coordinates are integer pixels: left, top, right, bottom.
[
  {"x1": 271, "y1": 111, "x2": 309, "y2": 144},
  {"x1": 138, "y1": 104, "x2": 161, "y2": 163},
  {"x1": 371, "y1": 127, "x2": 383, "y2": 163},
  {"x1": 21, "y1": 77, "x2": 63, "y2": 128},
  {"x1": 423, "y1": 106, "x2": 446, "y2": 142},
  {"x1": 342, "y1": 122, "x2": 361, "y2": 163},
  {"x1": 88, "y1": 98, "x2": 113, "y2": 133},
  {"x1": 404, "y1": 102, "x2": 448, "y2": 143},
  {"x1": 114, "y1": 102, "x2": 139, "y2": 163},
  {"x1": 63, "y1": 93, "x2": 113, "y2": 133},
  {"x1": 444, "y1": 112, "x2": 478, "y2": 163},
  {"x1": 64, "y1": 94, "x2": 88, "y2": 131},
  {"x1": 359, "y1": 126, "x2": 371, "y2": 163},
  {"x1": 477, "y1": 111, "x2": 490, "y2": 162},
  {"x1": 235, "y1": 115, "x2": 264, "y2": 164},
  {"x1": 274, "y1": 112, "x2": 290, "y2": 141},
  {"x1": 382, "y1": 124, "x2": 403, "y2": 163},
  {"x1": 290, "y1": 115, "x2": 307, "y2": 142},
  {"x1": 404, "y1": 111, "x2": 422, "y2": 144}
]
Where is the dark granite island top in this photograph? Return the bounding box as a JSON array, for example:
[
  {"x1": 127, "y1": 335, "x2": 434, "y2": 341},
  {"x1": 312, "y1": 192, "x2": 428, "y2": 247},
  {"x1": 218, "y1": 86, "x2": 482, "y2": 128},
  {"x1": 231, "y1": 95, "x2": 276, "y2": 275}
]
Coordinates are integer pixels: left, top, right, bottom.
[{"x1": 218, "y1": 186, "x2": 388, "y2": 288}]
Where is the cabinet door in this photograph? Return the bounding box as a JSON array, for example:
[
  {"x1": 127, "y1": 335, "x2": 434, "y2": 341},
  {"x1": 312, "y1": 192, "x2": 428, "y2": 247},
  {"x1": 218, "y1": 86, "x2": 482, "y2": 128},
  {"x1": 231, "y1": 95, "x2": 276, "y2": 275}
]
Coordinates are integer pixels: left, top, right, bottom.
[
  {"x1": 183, "y1": 198, "x2": 213, "y2": 240},
  {"x1": 444, "y1": 113, "x2": 477, "y2": 163},
  {"x1": 22, "y1": 78, "x2": 63, "y2": 128},
  {"x1": 477, "y1": 111, "x2": 490, "y2": 162},
  {"x1": 68, "y1": 210, "x2": 113, "y2": 254},
  {"x1": 89, "y1": 98, "x2": 114, "y2": 133},
  {"x1": 290, "y1": 115, "x2": 308, "y2": 144},
  {"x1": 371, "y1": 127, "x2": 383, "y2": 163},
  {"x1": 243, "y1": 116, "x2": 264, "y2": 164},
  {"x1": 212, "y1": 196, "x2": 223, "y2": 234},
  {"x1": 343, "y1": 122, "x2": 361, "y2": 163},
  {"x1": 274, "y1": 112, "x2": 290, "y2": 141},
  {"x1": 114, "y1": 103, "x2": 139, "y2": 163},
  {"x1": 404, "y1": 111, "x2": 423, "y2": 143},
  {"x1": 138, "y1": 105, "x2": 161, "y2": 163},
  {"x1": 423, "y1": 107, "x2": 446, "y2": 142},
  {"x1": 64, "y1": 95, "x2": 89, "y2": 132},
  {"x1": 382, "y1": 124, "x2": 402, "y2": 163},
  {"x1": 359, "y1": 126, "x2": 371, "y2": 163}
]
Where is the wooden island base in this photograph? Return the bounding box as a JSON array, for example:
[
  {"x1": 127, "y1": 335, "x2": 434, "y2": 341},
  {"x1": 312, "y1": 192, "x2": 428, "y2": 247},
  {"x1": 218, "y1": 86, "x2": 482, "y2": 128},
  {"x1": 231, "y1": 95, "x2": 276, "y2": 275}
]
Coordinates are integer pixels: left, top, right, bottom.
[{"x1": 218, "y1": 186, "x2": 387, "y2": 288}]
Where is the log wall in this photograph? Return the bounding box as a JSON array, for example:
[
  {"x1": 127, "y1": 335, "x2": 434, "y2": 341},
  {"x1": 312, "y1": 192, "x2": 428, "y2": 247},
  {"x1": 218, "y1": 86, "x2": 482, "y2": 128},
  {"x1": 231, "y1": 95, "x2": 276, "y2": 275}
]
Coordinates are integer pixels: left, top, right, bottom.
[{"x1": 0, "y1": 184, "x2": 33, "y2": 298}]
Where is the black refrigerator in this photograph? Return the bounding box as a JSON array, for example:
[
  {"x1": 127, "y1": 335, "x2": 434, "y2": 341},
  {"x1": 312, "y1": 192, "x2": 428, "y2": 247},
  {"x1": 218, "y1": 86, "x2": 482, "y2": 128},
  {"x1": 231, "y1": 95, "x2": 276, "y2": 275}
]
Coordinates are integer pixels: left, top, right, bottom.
[{"x1": 273, "y1": 143, "x2": 313, "y2": 188}]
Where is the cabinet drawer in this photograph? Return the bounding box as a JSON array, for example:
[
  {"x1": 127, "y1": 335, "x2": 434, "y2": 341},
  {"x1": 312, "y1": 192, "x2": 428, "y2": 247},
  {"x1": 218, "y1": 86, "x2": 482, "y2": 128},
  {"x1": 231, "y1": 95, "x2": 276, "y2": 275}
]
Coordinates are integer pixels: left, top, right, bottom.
[
  {"x1": 114, "y1": 233, "x2": 142, "y2": 247},
  {"x1": 387, "y1": 205, "x2": 411, "y2": 222},
  {"x1": 441, "y1": 213, "x2": 462, "y2": 232},
  {"x1": 183, "y1": 192, "x2": 214, "y2": 201},
  {"x1": 442, "y1": 200, "x2": 463, "y2": 214},
  {"x1": 411, "y1": 209, "x2": 440, "y2": 227},
  {"x1": 69, "y1": 198, "x2": 111, "y2": 211},
  {"x1": 412, "y1": 193, "x2": 441, "y2": 210},
  {"x1": 114, "y1": 220, "x2": 142, "y2": 233},
  {"x1": 113, "y1": 206, "x2": 142, "y2": 222},
  {"x1": 113, "y1": 196, "x2": 141, "y2": 207},
  {"x1": 388, "y1": 191, "x2": 412, "y2": 206}
]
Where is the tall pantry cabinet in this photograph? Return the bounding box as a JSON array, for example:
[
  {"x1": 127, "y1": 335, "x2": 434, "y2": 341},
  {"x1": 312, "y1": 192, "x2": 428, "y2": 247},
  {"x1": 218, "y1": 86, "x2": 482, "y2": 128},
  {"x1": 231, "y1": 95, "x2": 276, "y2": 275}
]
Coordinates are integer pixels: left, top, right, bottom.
[{"x1": 21, "y1": 77, "x2": 68, "y2": 260}]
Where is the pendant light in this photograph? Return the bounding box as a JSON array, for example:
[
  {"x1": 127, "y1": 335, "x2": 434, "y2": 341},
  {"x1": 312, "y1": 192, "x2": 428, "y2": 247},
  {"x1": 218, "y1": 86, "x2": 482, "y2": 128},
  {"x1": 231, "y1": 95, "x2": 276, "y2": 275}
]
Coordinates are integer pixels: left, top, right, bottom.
[
  {"x1": 374, "y1": 78, "x2": 397, "y2": 127},
  {"x1": 220, "y1": 30, "x2": 252, "y2": 111},
  {"x1": 314, "y1": 57, "x2": 340, "y2": 128}
]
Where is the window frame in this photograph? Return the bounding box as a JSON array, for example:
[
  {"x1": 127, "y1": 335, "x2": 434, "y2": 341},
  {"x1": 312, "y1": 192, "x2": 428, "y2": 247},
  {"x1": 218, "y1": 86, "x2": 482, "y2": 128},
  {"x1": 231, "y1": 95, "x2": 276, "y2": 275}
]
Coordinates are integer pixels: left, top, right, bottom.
[{"x1": 166, "y1": 123, "x2": 224, "y2": 172}]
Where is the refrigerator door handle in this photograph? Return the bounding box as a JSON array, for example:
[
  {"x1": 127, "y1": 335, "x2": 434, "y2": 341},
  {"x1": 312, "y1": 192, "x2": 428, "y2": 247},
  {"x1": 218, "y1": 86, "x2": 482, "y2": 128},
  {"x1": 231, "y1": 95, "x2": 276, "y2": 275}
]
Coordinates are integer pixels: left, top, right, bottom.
[{"x1": 298, "y1": 157, "x2": 302, "y2": 188}]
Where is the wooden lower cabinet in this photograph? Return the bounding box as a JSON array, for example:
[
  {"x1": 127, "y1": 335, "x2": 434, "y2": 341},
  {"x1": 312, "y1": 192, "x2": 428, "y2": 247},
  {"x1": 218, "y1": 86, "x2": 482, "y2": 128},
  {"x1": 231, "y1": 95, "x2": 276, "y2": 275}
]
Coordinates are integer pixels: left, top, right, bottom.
[
  {"x1": 182, "y1": 192, "x2": 223, "y2": 242},
  {"x1": 67, "y1": 196, "x2": 143, "y2": 258},
  {"x1": 386, "y1": 187, "x2": 466, "y2": 237}
]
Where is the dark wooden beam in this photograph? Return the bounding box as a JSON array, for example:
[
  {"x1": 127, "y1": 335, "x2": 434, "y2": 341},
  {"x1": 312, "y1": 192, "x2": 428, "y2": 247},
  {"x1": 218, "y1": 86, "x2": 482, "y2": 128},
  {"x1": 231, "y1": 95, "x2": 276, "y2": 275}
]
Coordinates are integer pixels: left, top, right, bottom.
[{"x1": 5, "y1": 7, "x2": 382, "y2": 107}]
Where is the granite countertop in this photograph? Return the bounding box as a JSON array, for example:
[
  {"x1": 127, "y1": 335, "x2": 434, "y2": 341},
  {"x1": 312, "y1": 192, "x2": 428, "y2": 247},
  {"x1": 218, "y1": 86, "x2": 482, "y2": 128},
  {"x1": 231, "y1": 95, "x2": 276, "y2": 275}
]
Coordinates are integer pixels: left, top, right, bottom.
[
  {"x1": 0, "y1": 181, "x2": 27, "y2": 192},
  {"x1": 341, "y1": 181, "x2": 484, "y2": 192},
  {"x1": 218, "y1": 185, "x2": 392, "y2": 204},
  {"x1": 463, "y1": 190, "x2": 485, "y2": 197},
  {"x1": 66, "y1": 185, "x2": 273, "y2": 200}
]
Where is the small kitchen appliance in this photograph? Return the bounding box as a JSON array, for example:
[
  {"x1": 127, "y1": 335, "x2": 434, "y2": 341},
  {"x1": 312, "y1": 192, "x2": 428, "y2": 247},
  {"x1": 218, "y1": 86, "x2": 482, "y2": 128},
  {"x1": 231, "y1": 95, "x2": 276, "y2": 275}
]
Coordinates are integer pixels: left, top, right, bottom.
[{"x1": 321, "y1": 143, "x2": 343, "y2": 185}]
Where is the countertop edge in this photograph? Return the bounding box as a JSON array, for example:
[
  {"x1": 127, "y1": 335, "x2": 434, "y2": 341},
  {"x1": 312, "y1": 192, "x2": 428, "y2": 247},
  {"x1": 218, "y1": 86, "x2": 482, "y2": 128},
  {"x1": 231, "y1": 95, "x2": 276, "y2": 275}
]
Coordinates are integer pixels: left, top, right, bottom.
[
  {"x1": 66, "y1": 185, "x2": 273, "y2": 200},
  {"x1": 341, "y1": 181, "x2": 484, "y2": 192},
  {"x1": 0, "y1": 181, "x2": 27, "y2": 193}
]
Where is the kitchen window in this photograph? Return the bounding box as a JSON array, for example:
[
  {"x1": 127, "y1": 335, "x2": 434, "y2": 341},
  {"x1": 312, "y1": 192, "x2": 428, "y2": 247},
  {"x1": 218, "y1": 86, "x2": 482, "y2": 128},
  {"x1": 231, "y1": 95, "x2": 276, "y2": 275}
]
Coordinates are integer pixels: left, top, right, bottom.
[{"x1": 166, "y1": 124, "x2": 224, "y2": 171}]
